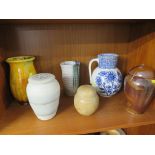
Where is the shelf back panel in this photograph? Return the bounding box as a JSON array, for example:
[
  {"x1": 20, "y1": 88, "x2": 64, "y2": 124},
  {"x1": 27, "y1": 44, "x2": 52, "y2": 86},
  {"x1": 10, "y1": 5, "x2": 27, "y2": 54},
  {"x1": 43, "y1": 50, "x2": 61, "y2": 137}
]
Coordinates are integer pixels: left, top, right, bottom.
[
  {"x1": 3, "y1": 24, "x2": 130, "y2": 87},
  {"x1": 0, "y1": 28, "x2": 11, "y2": 116}
]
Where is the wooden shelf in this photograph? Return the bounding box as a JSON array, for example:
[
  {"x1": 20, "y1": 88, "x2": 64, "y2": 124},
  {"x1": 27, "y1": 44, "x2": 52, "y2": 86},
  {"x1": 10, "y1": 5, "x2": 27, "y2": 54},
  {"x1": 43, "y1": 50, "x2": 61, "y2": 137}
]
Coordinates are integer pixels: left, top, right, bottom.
[
  {"x1": 0, "y1": 19, "x2": 155, "y2": 134},
  {"x1": 0, "y1": 19, "x2": 153, "y2": 25},
  {"x1": 0, "y1": 91, "x2": 155, "y2": 135}
]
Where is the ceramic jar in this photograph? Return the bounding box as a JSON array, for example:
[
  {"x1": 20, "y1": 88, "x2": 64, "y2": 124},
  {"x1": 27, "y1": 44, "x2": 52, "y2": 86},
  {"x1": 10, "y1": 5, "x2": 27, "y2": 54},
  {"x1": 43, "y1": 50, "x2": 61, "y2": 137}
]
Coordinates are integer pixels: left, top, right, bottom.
[
  {"x1": 124, "y1": 65, "x2": 155, "y2": 114},
  {"x1": 89, "y1": 53, "x2": 122, "y2": 97},
  {"x1": 74, "y1": 85, "x2": 99, "y2": 116},
  {"x1": 6, "y1": 56, "x2": 36, "y2": 104},
  {"x1": 26, "y1": 73, "x2": 60, "y2": 120},
  {"x1": 100, "y1": 129, "x2": 126, "y2": 135}
]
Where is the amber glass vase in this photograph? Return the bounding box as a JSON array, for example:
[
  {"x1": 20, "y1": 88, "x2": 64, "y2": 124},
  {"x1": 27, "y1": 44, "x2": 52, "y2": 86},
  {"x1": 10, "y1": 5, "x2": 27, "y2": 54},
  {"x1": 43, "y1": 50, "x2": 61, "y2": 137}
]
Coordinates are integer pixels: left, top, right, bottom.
[
  {"x1": 124, "y1": 65, "x2": 155, "y2": 114},
  {"x1": 6, "y1": 56, "x2": 36, "y2": 104}
]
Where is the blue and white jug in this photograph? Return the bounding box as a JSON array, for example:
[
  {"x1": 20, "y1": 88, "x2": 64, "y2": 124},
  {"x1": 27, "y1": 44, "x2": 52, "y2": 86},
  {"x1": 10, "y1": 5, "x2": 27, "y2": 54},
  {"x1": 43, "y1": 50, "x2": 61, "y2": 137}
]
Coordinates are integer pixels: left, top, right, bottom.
[{"x1": 89, "y1": 53, "x2": 122, "y2": 97}]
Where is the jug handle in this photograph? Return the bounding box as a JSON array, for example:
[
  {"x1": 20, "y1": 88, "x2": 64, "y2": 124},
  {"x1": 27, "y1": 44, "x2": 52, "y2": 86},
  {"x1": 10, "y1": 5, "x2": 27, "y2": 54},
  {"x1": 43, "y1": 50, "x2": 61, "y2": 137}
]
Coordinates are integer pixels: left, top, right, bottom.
[{"x1": 89, "y1": 58, "x2": 99, "y2": 84}]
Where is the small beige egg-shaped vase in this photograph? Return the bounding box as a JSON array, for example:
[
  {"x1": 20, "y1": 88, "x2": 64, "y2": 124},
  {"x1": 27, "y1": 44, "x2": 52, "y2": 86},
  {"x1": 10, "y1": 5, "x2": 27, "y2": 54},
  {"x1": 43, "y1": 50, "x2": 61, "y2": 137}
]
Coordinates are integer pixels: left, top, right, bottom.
[{"x1": 74, "y1": 85, "x2": 99, "y2": 116}]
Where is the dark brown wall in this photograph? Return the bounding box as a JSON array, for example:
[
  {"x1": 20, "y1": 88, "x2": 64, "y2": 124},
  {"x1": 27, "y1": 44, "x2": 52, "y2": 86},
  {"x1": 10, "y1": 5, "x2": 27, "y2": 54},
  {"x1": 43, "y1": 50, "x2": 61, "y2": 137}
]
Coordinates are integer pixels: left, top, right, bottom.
[
  {"x1": 3, "y1": 24, "x2": 130, "y2": 88},
  {"x1": 0, "y1": 26, "x2": 11, "y2": 116}
]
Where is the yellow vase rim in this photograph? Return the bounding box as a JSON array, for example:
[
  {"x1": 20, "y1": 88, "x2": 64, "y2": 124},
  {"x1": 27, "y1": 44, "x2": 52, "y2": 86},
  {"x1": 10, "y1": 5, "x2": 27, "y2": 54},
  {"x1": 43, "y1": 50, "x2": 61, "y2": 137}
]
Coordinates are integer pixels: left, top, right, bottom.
[{"x1": 6, "y1": 56, "x2": 35, "y2": 63}]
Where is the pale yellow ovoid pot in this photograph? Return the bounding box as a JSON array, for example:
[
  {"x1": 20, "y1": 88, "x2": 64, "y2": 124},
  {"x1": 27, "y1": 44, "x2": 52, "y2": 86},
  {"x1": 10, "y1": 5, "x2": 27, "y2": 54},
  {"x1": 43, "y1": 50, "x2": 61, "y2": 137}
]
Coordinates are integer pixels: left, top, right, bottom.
[
  {"x1": 6, "y1": 56, "x2": 36, "y2": 104},
  {"x1": 74, "y1": 85, "x2": 99, "y2": 116}
]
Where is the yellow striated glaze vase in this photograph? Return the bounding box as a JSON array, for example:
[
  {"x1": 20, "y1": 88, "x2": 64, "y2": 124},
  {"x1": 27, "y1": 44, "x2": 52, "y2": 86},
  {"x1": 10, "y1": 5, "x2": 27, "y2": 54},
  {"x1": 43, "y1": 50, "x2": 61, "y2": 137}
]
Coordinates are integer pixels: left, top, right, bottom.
[{"x1": 6, "y1": 56, "x2": 36, "y2": 104}]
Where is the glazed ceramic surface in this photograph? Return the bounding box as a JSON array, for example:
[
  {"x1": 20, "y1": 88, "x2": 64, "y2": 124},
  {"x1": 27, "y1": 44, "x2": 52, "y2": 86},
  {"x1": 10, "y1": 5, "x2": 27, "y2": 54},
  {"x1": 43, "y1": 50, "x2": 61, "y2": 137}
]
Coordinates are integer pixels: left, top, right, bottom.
[
  {"x1": 89, "y1": 53, "x2": 122, "y2": 97},
  {"x1": 74, "y1": 85, "x2": 99, "y2": 116},
  {"x1": 26, "y1": 73, "x2": 60, "y2": 120},
  {"x1": 124, "y1": 65, "x2": 155, "y2": 114},
  {"x1": 100, "y1": 128, "x2": 126, "y2": 135},
  {"x1": 6, "y1": 56, "x2": 36, "y2": 103},
  {"x1": 60, "y1": 61, "x2": 80, "y2": 96}
]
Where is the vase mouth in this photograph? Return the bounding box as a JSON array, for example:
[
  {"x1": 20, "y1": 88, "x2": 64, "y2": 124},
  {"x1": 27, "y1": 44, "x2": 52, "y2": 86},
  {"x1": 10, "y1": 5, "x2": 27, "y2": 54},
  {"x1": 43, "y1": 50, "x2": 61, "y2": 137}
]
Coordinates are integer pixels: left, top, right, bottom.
[
  {"x1": 98, "y1": 53, "x2": 119, "y2": 58},
  {"x1": 128, "y1": 64, "x2": 155, "y2": 80},
  {"x1": 98, "y1": 53, "x2": 118, "y2": 69},
  {"x1": 60, "y1": 61, "x2": 80, "y2": 66},
  {"x1": 6, "y1": 56, "x2": 35, "y2": 63},
  {"x1": 28, "y1": 73, "x2": 55, "y2": 84}
]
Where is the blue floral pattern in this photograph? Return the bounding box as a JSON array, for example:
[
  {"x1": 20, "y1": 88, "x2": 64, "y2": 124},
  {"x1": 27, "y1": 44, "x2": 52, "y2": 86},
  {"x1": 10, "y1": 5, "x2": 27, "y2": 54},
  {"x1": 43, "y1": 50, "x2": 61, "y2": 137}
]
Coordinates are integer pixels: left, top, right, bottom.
[
  {"x1": 96, "y1": 76, "x2": 102, "y2": 86},
  {"x1": 98, "y1": 53, "x2": 118, "y2": 69},
  {"x1": 95, "y1": 70, "x2": 122, "y2": 97},
  {"x1": 105, "y1": 71, "x2": 117, "y2": 82},
  {"x1": 98, "y1": 71, "x2": 107, "y2": 76}
]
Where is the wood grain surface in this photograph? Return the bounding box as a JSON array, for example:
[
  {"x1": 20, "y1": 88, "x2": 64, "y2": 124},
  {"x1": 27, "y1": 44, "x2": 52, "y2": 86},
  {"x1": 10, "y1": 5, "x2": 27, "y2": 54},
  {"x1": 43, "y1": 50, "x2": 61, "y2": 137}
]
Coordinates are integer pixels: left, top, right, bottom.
[
  {"x1": 126, "y1": 22, "x2": 155, "y2": 134},
  {"x1": 0, "y1": 91, "x2": 155, "y2": 134},
  {"x1": 127, "y1": 22, "x2": 155, "y2": 71},
  {"x1": 3, "y1": 23, "x2": 130, "y2": 89},
  {"x1": 0, "y1": 19, "x2": 149, "y2": 25},
  {"x1": 0, "y1": 27, "x2": 11, "y2": 117},
  {"x1": 124, "y1": 124, "x2": 155, "y2": 135},
  {"x1": 0, "y1": 20, "x2": 155, "y2": 134}
]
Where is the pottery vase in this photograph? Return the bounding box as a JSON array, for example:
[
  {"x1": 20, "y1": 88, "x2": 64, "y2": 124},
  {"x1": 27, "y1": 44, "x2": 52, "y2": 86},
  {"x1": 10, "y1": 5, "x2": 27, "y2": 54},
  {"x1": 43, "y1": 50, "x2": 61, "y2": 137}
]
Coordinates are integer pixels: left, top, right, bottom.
[
  {"x1": 89, "y1": 53, "x2": 122, "y2": 97},
  {"x1": 26, "y1": 73, "x2": 60, "y2": 120},
  {"x1": 60, "y1": 61, "x2": 80, "y2": 96},
  {"x1": 74, "y1": 85, "x2": 99, "y2": 116},
  {"x1": 100, "y1": 128, "x2": 126, "y2": 135},
  {"x1": 124, "y1": 65, "x2": 155, "y2": 114},
  {"x1": 6, "y1": 56, "x2": 36, "y2": 104}
]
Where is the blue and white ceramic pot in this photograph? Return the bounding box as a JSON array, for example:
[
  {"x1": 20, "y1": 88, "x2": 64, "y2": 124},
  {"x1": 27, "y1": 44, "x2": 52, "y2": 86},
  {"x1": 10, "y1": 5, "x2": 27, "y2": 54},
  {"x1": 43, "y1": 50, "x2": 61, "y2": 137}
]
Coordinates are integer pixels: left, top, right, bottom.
[{"x1": 89, "y1": 53, "x2": 122, "y2": 97}]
